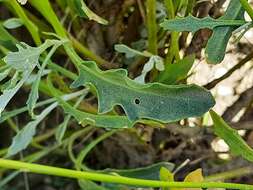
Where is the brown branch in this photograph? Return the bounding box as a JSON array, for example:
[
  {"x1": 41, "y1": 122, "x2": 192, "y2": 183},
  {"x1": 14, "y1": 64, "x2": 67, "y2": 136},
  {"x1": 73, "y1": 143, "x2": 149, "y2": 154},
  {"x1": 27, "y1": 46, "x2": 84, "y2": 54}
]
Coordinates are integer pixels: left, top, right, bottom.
[
  {"x1": 204, "y1": 52, "x2": 253, "y2": 90},
  {"x1": 222, "y1": 87, "x2": 253, "y2": 121}
]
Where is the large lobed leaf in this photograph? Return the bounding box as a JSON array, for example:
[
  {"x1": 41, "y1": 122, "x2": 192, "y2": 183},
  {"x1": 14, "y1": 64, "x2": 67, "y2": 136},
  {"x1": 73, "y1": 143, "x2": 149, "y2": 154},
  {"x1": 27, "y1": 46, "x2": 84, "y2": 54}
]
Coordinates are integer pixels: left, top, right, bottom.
[
  {"x1": 71, "y1": 61, "x2": 215, "y2": 123},
  {"x1": 160, "y1": 0, "x2": 246, "y2": 64}
]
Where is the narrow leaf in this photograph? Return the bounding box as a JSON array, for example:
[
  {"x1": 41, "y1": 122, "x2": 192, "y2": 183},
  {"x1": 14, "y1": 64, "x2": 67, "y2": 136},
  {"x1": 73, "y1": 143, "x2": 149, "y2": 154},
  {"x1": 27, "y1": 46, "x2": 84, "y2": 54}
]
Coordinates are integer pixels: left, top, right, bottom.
[
  {"x1": 68, "y1": 0, "x2": 108, "y2": 25},
  {"x1": 3, "y1": 18, "x2": 23, "y2": 29},
  {"x1": 210, "y1": 110, "x2": 253, "y2": 162},
  {"x1": 7, "y1": 124, "x2": 36, "y2": 157},
  {"x1": 71, "y1": 61, "x2": 215, "y2": 123},
  {"x1": 114, "y1": 44, "x2": 150, "y2": 58},
  {"x1": 0, "y1": 23, "x2": 18, "y2": 51},
  {"x1": 26, "y1": 41, "x2": 63, "y2": 116},
  {"x1": 60, "y1": 101, "x2": 134, "y2": 129},
  {"x1": 7, "y1": 90, "x2": 85, "y2": 156},
  {"x1": 161, "y1": 15, "x2": 246, "y2": 33},
  {"x1": 0, "y1": 67, "x2": 11, "y2": 82},
  {"x1": 8, "y1": 102, "x2": 57, "y2": 156}
]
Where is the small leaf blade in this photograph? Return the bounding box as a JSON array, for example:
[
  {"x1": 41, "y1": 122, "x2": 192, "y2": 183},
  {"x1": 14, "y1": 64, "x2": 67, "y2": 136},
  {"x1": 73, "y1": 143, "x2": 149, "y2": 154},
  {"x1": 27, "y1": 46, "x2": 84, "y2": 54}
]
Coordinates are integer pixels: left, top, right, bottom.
[
  {"x1": 210, "y1": 110, "x2": 253, "y2": 162},
  {"x1": 7, "y1": 124, "x2": 36, "y2": 156},
  {"x1": 160, "y1": 15, "x2": 245, "y2": 33},
  {"x1": 3, "y1": 18, "x2": 23, "y2": 29}
]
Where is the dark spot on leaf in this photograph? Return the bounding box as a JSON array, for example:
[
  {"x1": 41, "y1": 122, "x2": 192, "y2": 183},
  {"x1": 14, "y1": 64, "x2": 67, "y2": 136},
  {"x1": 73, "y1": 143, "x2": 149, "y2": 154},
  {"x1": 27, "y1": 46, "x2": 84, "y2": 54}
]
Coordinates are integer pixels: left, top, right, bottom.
[{"x1": 134, "y1": 98, "x2": 140, "y2": 105}]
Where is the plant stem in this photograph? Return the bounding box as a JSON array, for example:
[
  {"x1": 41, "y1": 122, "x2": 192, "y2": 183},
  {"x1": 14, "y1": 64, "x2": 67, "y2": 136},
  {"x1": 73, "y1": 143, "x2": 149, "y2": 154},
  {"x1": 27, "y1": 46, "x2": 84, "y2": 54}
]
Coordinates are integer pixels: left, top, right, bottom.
[
  {"x1": 205, "y1": 166, "x2": 253, "y2": 182},
  {"x1": 48, "y1": 62, "x2": 77, "y2": 80},
  {"x1": 0, "y1": 159, "x2": 253, "y2": 189},
  {"x1": 164, "y1": 0, "x2": 180, "y2": 64},
  {"x1": 240, "y1": 0, "x2": 253, "y2": 20},
  {"x1": 69, "y1": 35, "x2": 109, "y2": 67},
  {"x1": 146, "y1": 0, "x2": 158, "y2": 55},
  {"x1": 164, "y1": 0, "x2": 175, "y2": 19},
  {"x1": 6, "y1": 0, "x2": 41, "y2": 45},
  {"x1": 76, "y1": 130, "x2": 116, "y2": 170},
  {"x1": 28, "y1": 0, "x2": 109, "y2": 67}
]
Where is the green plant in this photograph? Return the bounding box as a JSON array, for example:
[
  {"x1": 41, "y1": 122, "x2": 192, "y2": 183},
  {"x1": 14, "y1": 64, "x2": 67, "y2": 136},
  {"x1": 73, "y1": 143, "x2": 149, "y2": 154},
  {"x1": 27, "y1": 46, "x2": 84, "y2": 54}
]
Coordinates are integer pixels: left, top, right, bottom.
[{"x1": 0, "y1": 0, "x2": 253, "y2": 189}]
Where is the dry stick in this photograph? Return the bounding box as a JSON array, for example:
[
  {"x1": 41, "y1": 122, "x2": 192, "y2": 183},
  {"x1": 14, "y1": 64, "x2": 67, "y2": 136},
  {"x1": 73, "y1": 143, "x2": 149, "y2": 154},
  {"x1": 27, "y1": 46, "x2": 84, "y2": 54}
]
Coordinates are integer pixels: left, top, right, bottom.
[
  {"x1": 222, "y1": 87, "x2": 253, "y2": 121},
  {"x1": 204, "y1": 52, "x2": 253, "y2": 90}
]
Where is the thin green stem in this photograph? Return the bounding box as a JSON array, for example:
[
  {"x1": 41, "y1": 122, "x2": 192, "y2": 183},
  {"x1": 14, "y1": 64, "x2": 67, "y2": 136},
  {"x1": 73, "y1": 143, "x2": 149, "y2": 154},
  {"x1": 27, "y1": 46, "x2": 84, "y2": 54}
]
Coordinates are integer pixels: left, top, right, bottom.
[
  {"x1": 0, "y1": 159, "x2": 252, "y2": 189},
  {"x1": 164, "y1": 0, "x2": 175, "y2": 19},
  {"x1": 69, "y1": 35, "x2": 109, "y2": 67},
  {"x1": 205, "y1": 166, "x2": 253, "y2": 182},
  {"x1": 76, "y1": 130, "x2": 116, "y2": 170},
  {"x1": 28, "y1": 0, "x2": 109, "y2": 67},
  {"x1": 146, "y1": 0, "x2": 158, "y2": 55},
  {"x1": 240, "y1": 0, "x2": 253, "y2": 20},
  {"x1": 164, "y1": 0, "x2": 180, "y2": 64},
  {"x1": 48, "y1": 62, "x2": 77, "y2": 80},
  {"x1": 6, "y1": 0, "x2": 41, "y2": 45},
  {"x1": 68, "y1": 127, "x2": 94, "y2": 164}
]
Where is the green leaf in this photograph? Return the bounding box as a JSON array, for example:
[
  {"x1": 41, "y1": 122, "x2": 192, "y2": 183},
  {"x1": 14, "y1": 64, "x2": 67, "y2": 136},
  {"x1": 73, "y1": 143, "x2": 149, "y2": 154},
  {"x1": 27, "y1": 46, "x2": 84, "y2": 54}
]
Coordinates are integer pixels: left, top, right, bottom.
[
  {"x1": 50, "y1": 75, "x2": 130, "y2": 130},
  {"x1": 1, "y1": 71, "x2": 19, "y2": 91},
  {"x1": 26, "y1": 40, "x2": 65, "y2": 117},
  {"x1": 7, "y1": 90, "x2": 85, "y2": 156},
  {"x1": 114, "y1": 44, "x2": 151, "y2": 58},
  {"x1": 210, "y1": 110, "x2": 253, "y2": 162},
  {"x1": 160, "y1": 15, "x2": 246, "y2": 33},
  {"x1": 8, "y1": 124, "x2": 36, "y2": 156},
  {"x1": 56, "y1": 95, "x2": 86, "y2": 143},
  {"x1": 135, "y1": 56, "x2": 164, "y2": 84},
  {"x1": 68, "y1": 0, "x2": 108, "y2": 25},
  {"x1": 0, "y1": 67, "x2": 11, "y2": 82},
  {"x1": 105, "y1": 162, "x2": 174, "y2": 180},
  {"x1": 0, "y1": 23, "x2": 18, "y2": 51},
  {"x1": 156, "y1": 55, "x2": 195, "y2": 85},
  {"x1": 160, "y1": 167, "x2": 174, "y2": 181},
  {"x1": 160, "y1": 167, "x2": 174, "y2": 190},
  {"x1": 59, "y1": 101, "x2": 134, "y2": 129},
  {"x1": 71, "y1": 61, "x2": 215, "y2": 122},
  {"x1": 4, "y1": 40, "x2": 55, "y2": 72},
  {"x1": 0, "y1": 98, "x2": 54, "y2": 124},
  {"x1": 3, "y1": 18, "x2": 23, "y2": 29},
  {"x1": 0, "y1": 40, "x2": 58, "y2": 116},
  {"x1": 184, "y1": 168, "x2": 204, "y2": 190},
  {"x1": 0, "y1": 70, "x2": 31, "y2": 116},
  {"x1": 8, "y1": 102, "x2": 57, "y2": 156},
  {"x1": 205, "y1": 1, "x2": 245, "y2": 64},
  {"x1": 55, "y1": 115, "x2": 71, "y2": 143}
]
